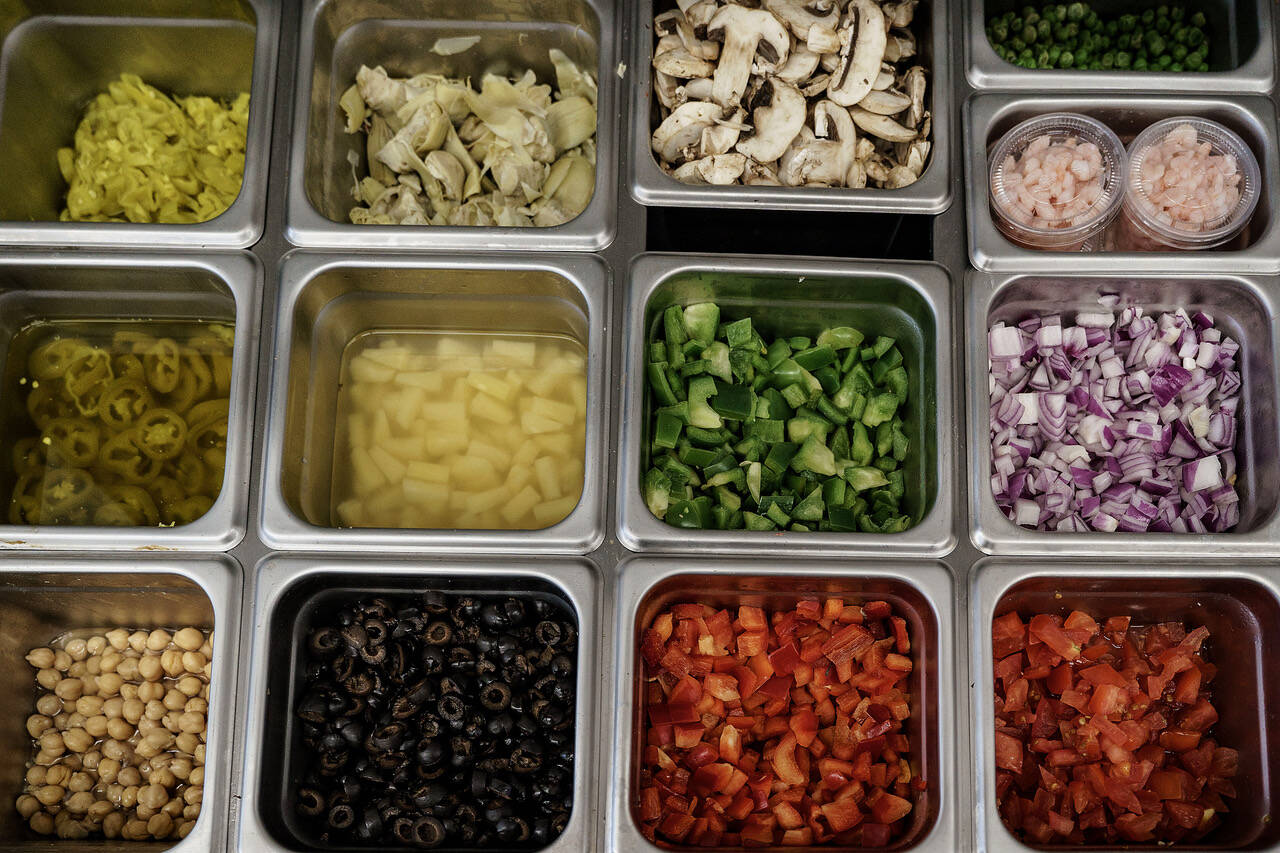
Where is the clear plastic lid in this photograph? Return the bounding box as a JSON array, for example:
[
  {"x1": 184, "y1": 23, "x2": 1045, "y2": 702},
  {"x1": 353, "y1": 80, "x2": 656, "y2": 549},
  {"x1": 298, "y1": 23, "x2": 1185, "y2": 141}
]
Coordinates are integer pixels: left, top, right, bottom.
[
  {"x1": 988, "y1": 112, "x2": 1127, "y2": 250},
  {"x1": 1123, "y1": 116, "x2": 1261, "y2": 250}
]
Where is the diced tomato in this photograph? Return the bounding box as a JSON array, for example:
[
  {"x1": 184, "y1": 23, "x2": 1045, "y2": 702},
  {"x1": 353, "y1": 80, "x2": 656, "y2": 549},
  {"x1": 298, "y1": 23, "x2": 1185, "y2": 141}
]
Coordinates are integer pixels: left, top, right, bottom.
[
  {"x1": 1179, "y1": 698, "x2": 1219, "y2": 732},
  {"x1": 1114, "y1": 811, "x2": 1160, "y2": 842},
  {"x1": 992, "y1": 611, "x2": 1027, "y2": 657},
  {"x1": 1046, "y1": 663, "x2": 1073, "y2": 696},
  {"x1": 1029, "y1": 614, "x2": 1082, "y2": 661},
  {"x1": 995, "y1": 731, "x2": 1024, "y2": 773},
  {"x1": 1088, "y1": 683, "x2": 1128, "y2": 716},
  {"x1": 1173, "y1": 666, "x2": 1202, "y2": 706},
  {"x1": 1165, "y1": 799, "x2": 1207, "y2": 830},
  {"x1": 1079, "y1": 663, "x2": 1127, "y2": 687}
]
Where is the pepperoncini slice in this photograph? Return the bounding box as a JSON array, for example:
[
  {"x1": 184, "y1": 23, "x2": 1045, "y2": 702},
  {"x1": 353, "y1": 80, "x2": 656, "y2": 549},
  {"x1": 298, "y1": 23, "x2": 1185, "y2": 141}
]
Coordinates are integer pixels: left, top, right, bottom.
[
  {"x1": 211, "y1": 353, "x2": 233, "y2": 398},
  {"x1": 99, "y1": 377, "x2": 153, "y2": 431},
  {"x1": 99, "y1": 429, "x2": 161, "y2": 484},
  {"x1": 29, "y1": 338, "x2": 90, "y2": 381},
  {"x1": 43, "y1": 417, "x2": 101, "y2": 468},
  {"x1": 135, "y1": 408, "x2": 188, "y2": 460},
  {"x1": 144, "y1": 338, "x2": 182, "y2": 393}
]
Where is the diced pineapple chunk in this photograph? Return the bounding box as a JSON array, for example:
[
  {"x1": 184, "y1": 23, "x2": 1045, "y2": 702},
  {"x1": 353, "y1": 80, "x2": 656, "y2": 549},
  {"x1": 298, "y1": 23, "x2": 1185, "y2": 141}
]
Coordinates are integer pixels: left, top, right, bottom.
[
  {"x1": 426, "y1": 432, "x2": 468, "y2": 457},
  {"x1": 407, "y1": 460, "x2": 449, "y2": 484},
  {"x1": 534, "y1": 456, "x2": 561, "y2": 500},
  {"x1": 501, "y1": 485, "x2": 541, "y2": 525},
  {"x1": 466, "y1": 486, "x2": 509, "y2": 515},
  {"x1": 488, "y1": 339, "x2": 537, "y2": 367},
  {"x1": 421, "y1": 401, "x2": 466, "y2": 422},
  {"x1": 391, "y1": 387, "x2": 426, "y2": 431},
  {"x1": 369, "y1": 446, "x2": 407, "y2": 483},
  {"x1": 403, "y1": 477, "x2": 449, "y2": 505},
  {"x1": 529, "y1": 396, "x2": 578, "y2": 426},
  {"x1": 471, "y1": 393, "x2": 513, "y2": 424},
  {"x1": 466, "y1": 372, "x2": 514, "y2": 402},
  {"x1": 568, "y1": 376, "x2": 587, "y2": 413},
  {"x1": 451, "y1": 455, "x2": 500, "y2": 489},
  {"x1": 349, "y1": 356, "x2": 396, "y2": 384},
  {"x1": 381, "y1": 435, "x2": 426, "y2": 461},
  {"x1": 525, "y1": 370, "x2": 560, "y2": 398},
  {"x1": 534, "y1": 432, "x2": 574, "y2": 456},
  {"x1": 449, "y1": 491, "x2": 471, "y2": 512},
  {"x1": 468, "y1": 439, "x2": 511, "y2": 469},
  {"x1": 438, "y1": 336, "x2": 481, "y2": 358},
  {"x1": 347, "y1": 413, "x2": 369, "y2": 450},
  {"x1": 506, "y1": 464, "x2": 534, "y2": 494},
  {"x1": 335, "y1": 498, "x2": 364, "y2": 527},
  {"x1": 521, "y1": 411, "x2": 564, "y2": 435},
  {"x1": 560, "y1": 458, "x2": 585, "y2": 495},
  {"x1": 512, "y1": 440, "x2": 540, "y2": 468},
  {"x1": 371, "y1": 409, "x2": 392, "y2": 446},
  {"x1": 365, "y1": 489, "x2": 401, "y2": 519},
  {"x1": 532, "y1": 494, "x2": 579, "y2": 526},
  {"x1": 394, "y1": 371, "x2": 444, "y2": 391},
  {"x1": 361, "y1": 345, "x2": 412, "y2": 370},
  {"x1": 351, "y1": 446, "x2": 387, "y2": 496}
]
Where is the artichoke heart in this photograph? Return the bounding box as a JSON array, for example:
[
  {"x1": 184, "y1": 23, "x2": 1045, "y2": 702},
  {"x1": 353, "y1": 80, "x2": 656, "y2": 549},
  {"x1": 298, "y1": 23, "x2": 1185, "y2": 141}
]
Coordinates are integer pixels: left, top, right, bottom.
[{"x1": 343, "y1": 49, "x2": 597, "y2": 228}]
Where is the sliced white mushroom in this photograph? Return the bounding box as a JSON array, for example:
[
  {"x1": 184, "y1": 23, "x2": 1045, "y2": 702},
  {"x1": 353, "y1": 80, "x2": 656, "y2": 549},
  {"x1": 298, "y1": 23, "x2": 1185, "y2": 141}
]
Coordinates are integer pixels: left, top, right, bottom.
[
  {"x1": 706, "y1": 5, "x2": 791, "y2": 107},
  {"x1": 894, "y1": 138, "x2": 931, "y2": 175},
  {"x1": 807, "y1": 23, "x2": 842, "y2": 54},
  {"x1": 684, "y1": 0, "x2": 720, "y2": 31},
  {"x1": 855, "y1": 137, "x2": 877, "y2": 161},
  {"x1": 801, "y1": 73, "x2": 832, "y2": 99},
  {"x1": 873, "y1": 65, "x2": 896, "y2": 90},
  {"x1": 678, "y1": 77, "x2": 715, "y2": 102},
  {"x1": 734, "y1": 78, "x2": 806, "y2": 164},
  {"x1": 902, "y1": 65, "x2": 927, "y2": 128},
  {"x1": 652, "y1": 101, "x2": 724, "y2": 163},
  {"x1": 779, "y1": 100, "x2": 858, "y2": 186},
  {"x1": 654, "y1": 47, "x2": 716, "y2": 79},
  {"x1": 864, "y1": 154, "x2": 892, "y2": 183},
  {"x1": 764, "y1": 0, "x2": 839, "y2": 42},
  {"x1": 883, "y1": 0, "x2": 920, "y2": 29},
  {"x1": 846, "y1": 158, "x2": 868, "y2": 188},
  {"x1": 884, "y1": 165, "x2": 919, "y2": 188},
  {"x1": 849, "y1": 106, "x2": 917, "y2": 142},
  {"x1": 654, "y1": 70, "x2": 680, "y2": 112},
  {"x1": 777, "y1": 45, "x2": 821, "y2": 84},
  {"x1": 744, "y1": 158, "x2": 784, "y2": 186},
  {"x1": 827, "y1": 0, "x2": 887, "y2": 107},
  {"x1": 701, "y1": 108, "x2": 748, "y2": 155},
  {"x1": 884, "y1": 31, "x2": 916, "y2": 63},
  {"x1": 858, "y1": 87, "x2": 911, "y2": 116},
  {"x1": 675, "y1": 152, "x2": 748, "y2": 185}
]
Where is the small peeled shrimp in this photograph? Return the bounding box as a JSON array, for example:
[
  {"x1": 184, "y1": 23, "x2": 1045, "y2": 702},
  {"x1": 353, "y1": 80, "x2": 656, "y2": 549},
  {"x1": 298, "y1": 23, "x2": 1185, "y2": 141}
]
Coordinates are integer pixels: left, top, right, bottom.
[
  {"x1": 1132, "y1": 123, "x2": 1242, "y2": 234},
  {"x1": 993, "y1": 134, "x2": 1109, "y2": 230}
]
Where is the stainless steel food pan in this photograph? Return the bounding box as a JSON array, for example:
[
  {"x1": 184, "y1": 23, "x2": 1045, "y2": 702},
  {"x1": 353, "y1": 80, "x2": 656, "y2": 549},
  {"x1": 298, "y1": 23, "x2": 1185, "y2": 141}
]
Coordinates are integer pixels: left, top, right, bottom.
[
  {"x1": 607, "y1": 557, "x2": 961, "y2": 853},
  {"x1": 258, "y1": 251, "x2": 609, "y2": 554},
  {"x1": 966, "y1": 93, "x2": 1280, "y2": 273},
  {"x1": 967, "y1": 272, "x2": 1280, "y2": 556},
  {"x1": 236, "y1": 556, "x2": 603, "y2": 853},
  {"x1": 966, "y1": 0, "x2": 1275, "y2": 92},
  {"x1": 0, "y1": 0, "x2": 278, "y2": 249},
  {"x1": 627, "y1": 0, "x2": 952, "y2": 214},
  {"x1": 0, "y1": 252, "x2": 262, "y2": 552},
  {"x1": 0, "y1": 554, "x2": 243, "y2": 853},
  {"x1": 617, "y1": 253, "x2": 955, "y2": 557},
  {"x1": 284, "y1": 0, "x2": 618, "y2": 251},
  {"x1": 970, "y1": 560, "x2": 1280, "y2": 851}
]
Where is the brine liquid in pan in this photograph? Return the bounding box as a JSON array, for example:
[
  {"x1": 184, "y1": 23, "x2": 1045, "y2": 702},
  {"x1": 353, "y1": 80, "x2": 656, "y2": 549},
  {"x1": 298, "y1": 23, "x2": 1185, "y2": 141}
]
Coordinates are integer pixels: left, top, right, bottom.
[{"x1": 330, "y1": 329, "x2": 587, "y2": 531}]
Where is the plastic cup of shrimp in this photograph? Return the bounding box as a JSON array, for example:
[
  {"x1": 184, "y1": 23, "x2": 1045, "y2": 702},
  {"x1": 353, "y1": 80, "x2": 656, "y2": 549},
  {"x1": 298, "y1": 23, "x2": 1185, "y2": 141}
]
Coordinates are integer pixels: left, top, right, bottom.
[
  {"x1": 988, "y1": 112, "x2": 1128, "y2": 252},
  {"x1": 1116, "y1": 116, "x2": 1261, "y2": 252}
]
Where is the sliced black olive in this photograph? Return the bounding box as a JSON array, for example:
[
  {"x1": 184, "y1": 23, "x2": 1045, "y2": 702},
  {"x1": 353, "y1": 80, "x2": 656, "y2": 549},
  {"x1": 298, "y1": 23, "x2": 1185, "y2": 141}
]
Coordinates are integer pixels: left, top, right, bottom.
[
  {"x1": 411, "y1": 814, "x2": 445, "y2": 847},
  {"x1": 364, "y1": 618, "x2": 387, "y2": 645},
  {"x1": 480, "y1": 681, "x2": 512, "y2": 711},
  {"x1": 424, "y1": 620, "x2": 452, "y2": 645},
  {"x1": 296, "y1": 787, "x2": 325, "y2": 817},
  {"x1": 327, "y1": 803, "x2": 355, "y2": 830},
  {"x1": 308, "y1": 627, "x2": 342, "y2": 657}
]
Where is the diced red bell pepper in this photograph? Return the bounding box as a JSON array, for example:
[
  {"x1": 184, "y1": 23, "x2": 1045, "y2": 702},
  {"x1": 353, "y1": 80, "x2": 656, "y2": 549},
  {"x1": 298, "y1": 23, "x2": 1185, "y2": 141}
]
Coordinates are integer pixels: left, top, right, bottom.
[{"x1": 768, "y1": 640, "x2": 803, "y2": 677}]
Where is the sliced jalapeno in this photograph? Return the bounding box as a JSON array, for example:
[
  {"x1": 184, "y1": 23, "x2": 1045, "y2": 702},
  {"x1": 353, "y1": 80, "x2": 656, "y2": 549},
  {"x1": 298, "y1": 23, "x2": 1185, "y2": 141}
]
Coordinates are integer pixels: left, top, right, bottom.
[
  {"x1": 111, "y1": 353, "x2": 146, "y2": 382},
  {"x1": 26, "y1": 384, "x2": 76, "y2": 430},
  {"x1": 8, "y1": 493, "x2": 43, "y2": 525},
  {"x1": 28, "y1": 337, "x2": 90, "y2": 381},
  {"x1": 180, "y1": 348, "x2": 214, "y2": 401},
  {"x1": 99, "y1": 429, "x2": 161, "y2": 484},
  {"x1": 157, "y1": 369, "x2": 198, "y2": 415},
  {"x1": 168, "y1": 451, "x2": 206, "y2": 496},
  {"x1": 189, "y1": 418, "x2": 228, "y2": 460},
  {"x1": 135, "y1": 408, "x2": 187, "y2": 460},
  {"x1": 113, "y1": 330, "x2": 156, "y2": 355},
  {"x1": 104, "y1": 485, "x2": 159, "y2": 526},
  {"x1": 12, "y1": 437, "x2": 48, "y2": 475},
  {"x1": 163, "y1": 495, "x2": 213, "y2": 527},
  {"x1": 99, "y1": 377, "x2": 153, "y2": 431},
  {"x1": 211, "y1": 353, "x2": 233, "y2": 398},
  {"x1": 43, "y1": 417, "x2": 101, "y2": 468},
  {"x1": 147, "y1": 475, "x2": 187, "y2": 509},
  {"x1": 207, "y1": 324, "x2": 235, "y2": 349},
  {"x1": 64, "y1": 350, "x2": 114, "y2": 417},
  {"x1": 94, "y1": 502, "x2": 139, "y2": 526},
  {"x1": 144, "y1": 338, "x2": 182, "y2": 394},
  {"x1": 40, "y1": 467, "x2": 96, "y2": 515},
  {"x1": 186, "y1": 399, "x2": 229, "y2": 431}
]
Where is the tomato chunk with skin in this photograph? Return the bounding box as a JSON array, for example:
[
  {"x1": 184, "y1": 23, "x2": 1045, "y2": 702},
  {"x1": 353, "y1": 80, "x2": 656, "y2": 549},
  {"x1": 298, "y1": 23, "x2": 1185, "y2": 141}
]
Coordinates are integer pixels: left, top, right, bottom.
[{"x1": 992, "y1": 609, "x2": 1237, "y2": 847}]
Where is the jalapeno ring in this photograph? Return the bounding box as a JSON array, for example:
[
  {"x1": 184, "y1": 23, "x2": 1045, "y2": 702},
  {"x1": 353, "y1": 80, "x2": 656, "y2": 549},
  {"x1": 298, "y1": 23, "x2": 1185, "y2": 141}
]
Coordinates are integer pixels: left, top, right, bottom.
[
  {"x1": 144, "y1": 338, "x2": 182, "y2": 394},
  {"x1": 43, "y1": 417, "x2": 101, "y2": 468}
]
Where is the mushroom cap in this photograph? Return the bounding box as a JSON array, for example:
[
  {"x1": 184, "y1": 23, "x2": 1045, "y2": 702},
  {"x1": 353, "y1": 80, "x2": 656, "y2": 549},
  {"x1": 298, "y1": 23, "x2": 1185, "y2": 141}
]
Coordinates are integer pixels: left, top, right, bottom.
[{"x1": 827, "y1": 0, "x2": 887, "y2": 107}]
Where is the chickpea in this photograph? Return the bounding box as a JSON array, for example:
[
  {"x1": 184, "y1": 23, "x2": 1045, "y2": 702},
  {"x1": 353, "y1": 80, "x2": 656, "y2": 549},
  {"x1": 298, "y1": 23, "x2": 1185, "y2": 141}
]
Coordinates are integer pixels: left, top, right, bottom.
[
  {"x1": 184, "y1": 697, "x2": 209, "y2": 716},
  {"x1": 162, "y1": 689, "x2": 186, "y2": 711},
  {"x1": 15, "y1": 793, "x2": 41, "y2": 819},
  {"x1": 145, "y1": 700, "x2": 166, "y2": 721},
  {"x1": 75, "y1": 695, "x2": 104, "y2": 717},
  {"x1": 116, "y1": 658, "x2": 139, "y2": 681},
  {"x1": 33, "y1": 749, "x2": 59, "y2": 767},
  {"x1": 122, "y1": 698, "x2": 144, "y2": 724},
  {"x1": 96, "y1": 672, "x2": 122, "y2": 697},
  {"x1": 54, "y1": 678, "x2": 83, "y2": 701},
  {"x1": 105, "y1": 628, "x2": 128, "y2": 651},
  {"x1": 61, "y1": 752, "x2": 82, "y2": 772},
  {"x1": 34, "y1": 784, "x2": 64, "y2": 806},
  {"x1": 35, "y1": 668, "x2": 62, "y2": 690},
  {"x1": 26, "y1": 647, "x2": 55, "y2": 668},
  {"x1": 134, "y1": 740, "x2": 161, "y2": 760},
  {"x1": 145, "y1": 729, "x2": 173, "y2": 750},
  {"x1": 86, "y1": 636, "x2": 106, "y2": 655},
  {"x1": 178, "y1": 818, "x2": 196, "y2": 839},
  {"x1": 103, "y1": 810, "x2": 125, "y2": 838},
  {"x1": 84, "y1": 715, "x2": 108, "y2": 738},
  {"x1": 193, "y1": 744, "x2": 206, "y2": 766},
  {"x1": 137, "y1": 717, "x2": 160, "y2": 736},
  {"x1": 45, "y1": 765, "x2": 71, "y2": 787},
  {"x1": 162, "y1": 798, "x2": 184, "y2": 818},
  {"x1": 80, "y1": 673, "x2": 99, "y2": 693},
  {"x1": 128, "y1": 631, "x2": 148, "y2": 653},
  {"x1": 137, "y1": 783, "x2": 167, "y2": 810},
  {"x1": 84, "y1": 656, "x2": 102, "y2": 676},
  {"x1": 173, "y1": 627, "x2": 204, "y2": 651},
  {"x1": 101, "y1": 740, "x2": 132, "y2": 763},
  {"x1": 137, "y1": 655, "x2": 163, "y2": 682},
  {"x1": 148, "y1": 812, "x2": 175, "y2": 838},
  {"x1": 177, "y1": 711, "x2": 205, "y2": 734},
  {"x1": 81, "y1": 749, "x2": 101, "y2": 771},
  {"x1": 145, "y1": 629, "x2": 171, "y2": 651},
  {"x1": 99, "y1": 650, "x2": 122, "y2": 674},
  {"x1": 63, "y1": 727, "x2": 93, "y2": 753},
  {"x1": 162, "y1": 712, "x2": 183, "y2": 734},
  {"x1": 67, "y1": 661, "x2": 86, "y2": 679},
  {"x1": 122, "y1": 818, "x2": 149, "y2": 840},
  {"x1": 170, "y1": 758, "x2": 193, "y2": 781},
  {"x1": 117, "y1": 766, "x2": 141, "y2": 788},
  {"x1": 52, "y1": 712, "x2": 69, "y2": 731},
  {"x1": 182, "y1": 651, "x2": 208, "y2": 674},
  {"x1": 55, "y1": 817, "x2": 89, "y2": 840},
  {"x1": 182, "y1": 785, "x2": 202, "y2": 805},
  {"x1": 188, "y1": 766, "x2": 204, "y2": 786},
  {"x1": 35, "y1": 693, "x2": 61, "y2": 716},
  {"x1": 38, "y1": 731, "x2": 65, "y2": 755},
  {"x1": 120, "y1": 785, "x2": 139, "y2": 809},
  {"x1": 171, "y1": 676, "x2": 199, "y2": 698},
  {"x1": 140, "y1": 680, "x2": 164, "y2": 702},
  {"x1": 106, "y1": 718, "x2": 134, "y2": 741},
  {"x1": 64, "y1": 637, "x2": 87, "y2": 660},
  {"x1": 69, "y1": 771, "x2": 94, "y2": 792},
  {"x1": 135, "y1": 803, "x2": 156, "y2": 821},
  {"x1": 97, "y1": 757, "x2": 121, "y2": 784},
  {"x1": 200, "y1": 684, "x2": 210, "y2": 700},
  {"x1": 64, "y1": 790, "x2": 94, "y2": 814},
  {"x1": 161, "y1": 649, "x2": 185, "y2": 677},
  {"x1": 87, "y1": 799, "x2": 114, "y2": 821},
  {"x1": 52, "y1": 649, "x2": 71, "y2": 671},
  {"x1": 29, "y1": 812, "x2": 54, "y2": 835},
  {"x1": 182, "y1": 803, "x2": 201, "y2": 821},
  {"x1": 26, "y1": 714, "x2": 52, "y2": 738},
  {"x1": 174, "y1": 733, "x2": 200, "y2": 755},
  {"x1": 25, "y1": 765, "x2": 48, "y2": 787}
]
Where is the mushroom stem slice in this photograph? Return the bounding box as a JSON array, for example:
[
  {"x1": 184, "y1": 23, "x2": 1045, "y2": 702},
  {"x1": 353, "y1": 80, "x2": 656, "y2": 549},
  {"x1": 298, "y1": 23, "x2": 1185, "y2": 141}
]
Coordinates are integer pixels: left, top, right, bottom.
[
  {"x1": 858, "y1": 88, "x2": 912, "y2": 116},
  {"x1": 827, "y1": 0, "x2": 887, "y2": 107},
  {"x1": 849, "y1": 107, "x2": 917, "y2": 143},
  {"x1": 652, "y1": 101, "x2": 723, "y2": 164}
]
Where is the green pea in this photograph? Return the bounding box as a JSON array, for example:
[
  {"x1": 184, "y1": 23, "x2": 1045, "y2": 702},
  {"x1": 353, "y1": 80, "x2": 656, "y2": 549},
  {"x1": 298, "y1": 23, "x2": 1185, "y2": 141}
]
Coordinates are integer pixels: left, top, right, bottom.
[
  {"x1": 1147, "y1": 32, "x2": 1166, "y2": 54},
  {"x1": 1141, "y1": 9, "x2": 1155, "y2": 25},
  {"x1": 1048, "y1": 44, "x2": 1063, "y2": 62},
  {"x1": 1101, "y1": 51, "x2": 1115, "y2": 68},
  {"x1": 1021, "y1": 24, "x2": 1036, "y2": 42},
  {"x1": 1157, "y1": 52, "x2": 1173, "y2": 67},
  {"x1": 1058, "y1": 49, "x2": 1075, "y2": 67},
  {"x1": 1169, "y1": 62, "x2": 1184, "y2": 72},
  {"x1": 1115, "y1": 15, "x2": 1130, "y2": 33},
  {"x1": 1075, "y1": 47, "x2": 1091, "y2": 63},
  {"x1": 1171, "y1": 6, "x2": 1185, "y2": 22},
  {"x1": 1011, "y1": 36, "x2": 1027, "y2": 51},
  {"x1": 1190, "y1": 11, "x2": 1206, "y2": 27},
  {"x1": 1187, "y1": 28, "x2": 1205, "y2": 47},
  {"x1": 1171, "y1": 43, "x2": 1187, "y2": 61},
  {"x1": 1196, "y1": 61, "x2": 1209, "y2": 72},
  {"x1": 1025, "y1": 10, "x2": 1041, "y2": 26},
  {"x1": 1130, "y1": 32, "x2": 1144, "y2": 50},
  {"x1": 1084, "y1": 11, "x2": 1100, "y2": 29},
  {"x1": 1186, "y1": 49, "x2": 1205, "y2": 66},
  {"x1": 1021, "y1": 57, "x2": 1038, "y2": 68},
  {"x1": 1011, "y1": 15, "x2": 1024, "y2": 31},
  {"x1": 1067, "y1": 2, "x2": 1086, "y2": 21},
  {"x1": 1022, "y1": 4, "x2": 1037, "y2": 17},
  {"x1": 1155, "y1": 15, "x2": 1171, "y2": 33},
  {"x1": 1038, "y1": 18, "x2": 1053, "y2": 40},
  {"x1": 991, "y1": 22, "x2": 1008, "y2": 41},
  {"x1": 1115, "y1": 50, "x2": 1131, "y2": 68}
]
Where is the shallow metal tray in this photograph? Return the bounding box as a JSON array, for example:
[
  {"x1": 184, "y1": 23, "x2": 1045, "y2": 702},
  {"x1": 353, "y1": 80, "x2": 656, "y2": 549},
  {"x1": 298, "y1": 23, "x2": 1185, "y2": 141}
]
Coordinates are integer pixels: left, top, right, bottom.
[
  {"x1": 235, "y1": 555, "x2": 604, "y2": 853},
  {"x1": 967, "y1": 271, "x2": 1280, "y2": 556},
  {"x1": 966, "y1": 0, "x2": 1276, "y2": 93},
  {"x1": 617, "y1": 253, "x2": 957, "y2": 557},
  {"x1": 626, "y1": 0, "x2": 953, "y2": 214},
  {"x1": 965, "y1": 92, "x2": 1280, "y2": 273},
  {"x1": 0, "y1": 251, "x2": 263, "y2": 552},
  {"x1": 0, "y1": 0, "x2": 280, "y2": 249},
  {"x1": 0, "y1": 554, "x2": 243, "y2": 853},
  {"x1": 283, "y1": 0, "x2": 619, "y2": 252}
]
